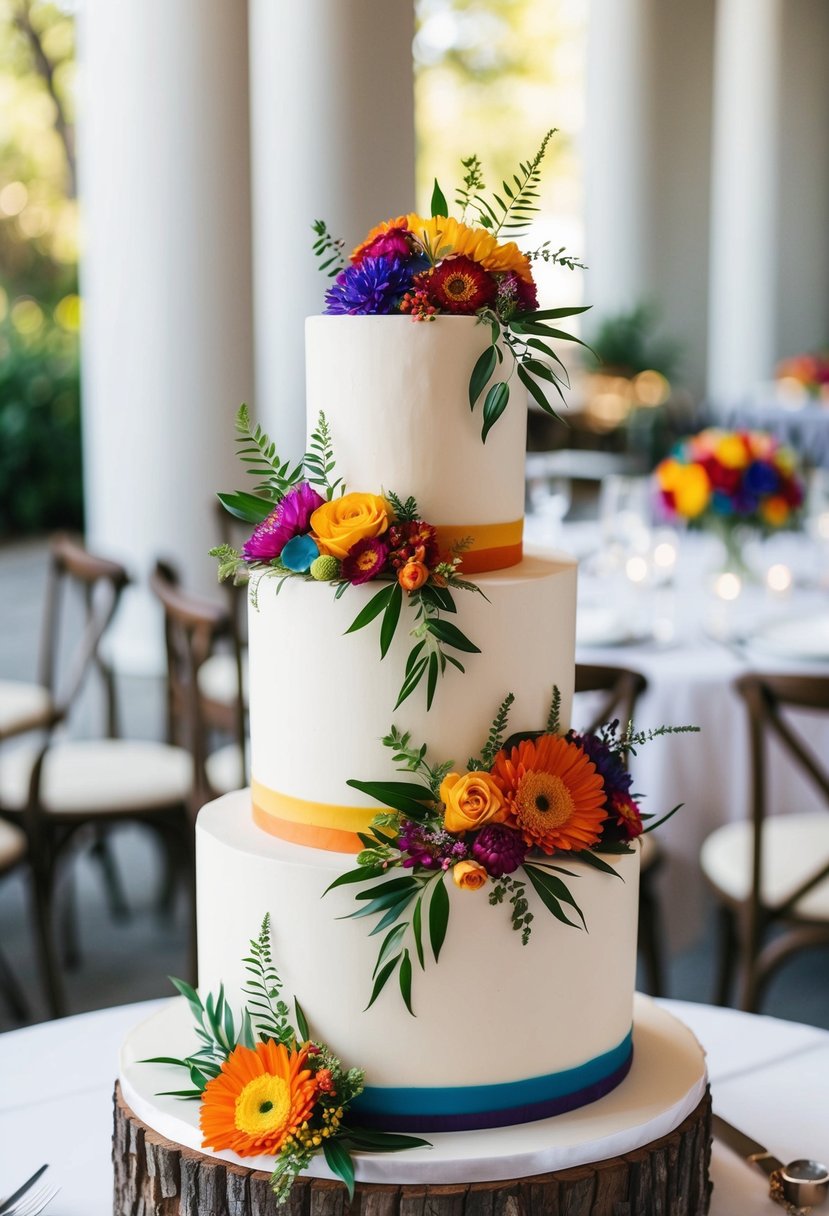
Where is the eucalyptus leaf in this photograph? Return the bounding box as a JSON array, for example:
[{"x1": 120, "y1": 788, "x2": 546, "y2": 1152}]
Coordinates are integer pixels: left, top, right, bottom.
[
  {"x1": 481, "y1": 381, "x2": 510, "y2": 443},
  {"x1": 429, "y1": 876, "x2": 450, "y2": 962},
  {"x1": 346, "y1": 584, "x2": 394, "y2": 634}
]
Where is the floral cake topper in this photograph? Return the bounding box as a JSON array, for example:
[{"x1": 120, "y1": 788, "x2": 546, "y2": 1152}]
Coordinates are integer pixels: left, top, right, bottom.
[{"x1": 313, "y1": 130, "x2": 591, "y2": 442}]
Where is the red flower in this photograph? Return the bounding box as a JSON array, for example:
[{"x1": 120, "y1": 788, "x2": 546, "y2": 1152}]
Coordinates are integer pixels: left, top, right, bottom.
[
  {"x1": 342, "y1": 537, "x2": 389, "y2": 585},
  {"x1": 426, "y1": 256, "x2": 497, "y2": 315},
  {"x1": 387, "y1": 521, "x2": 440, "y2": 571}
]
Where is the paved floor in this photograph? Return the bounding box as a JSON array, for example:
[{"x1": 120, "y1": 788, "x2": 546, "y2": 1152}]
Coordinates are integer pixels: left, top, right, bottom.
[{"x1": 0, "y1": 538, "x2": 826, "y2": 1031}]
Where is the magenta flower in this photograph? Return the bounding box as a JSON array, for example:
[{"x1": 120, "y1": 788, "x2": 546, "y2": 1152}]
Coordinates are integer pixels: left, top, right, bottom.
[
  {"x1": 353, "y1": 228, "x2": 412, "y2": 265},
  {"x1": 242, "y1": 482, "x2": 324, "y2": 562},
  {"x1": 342, "y1": 537, "x2": 389, "y2": 585}
]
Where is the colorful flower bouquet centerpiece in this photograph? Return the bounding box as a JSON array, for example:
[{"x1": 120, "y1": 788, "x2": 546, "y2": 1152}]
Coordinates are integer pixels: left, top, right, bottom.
[
  {"x1": 144, "y1": 918, "x2": 427, "y2": 1202},
  {"x1": 776, "y1": 350, "x2": 829, "y2": 399},
  {"x1": 655, "y1": 428, "x2": 804, "y2": 569},
  {"x1": 329, "y1": 689, "x2": 696, "y2": 1011},
  {"x1": 212, "y1": 408, "x2": 482, "y2": 709},
  {"x1": 312, "y1": 129, "x2": 589, "y2": 442}
]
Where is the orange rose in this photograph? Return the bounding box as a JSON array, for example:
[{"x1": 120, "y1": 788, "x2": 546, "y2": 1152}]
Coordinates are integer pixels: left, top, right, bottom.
[
  {"x1": 452, "y1": 860, "x2": 488, "y2": 891},
  {"x1": 398, "y1": 560, "x2": 429, "y2": 592},
  {"x1": 310, "y1": 492, "x2": 391, "y2": 559},
  {"x1": 440, "y1": 771, "x2": 507, "y2": 833}
]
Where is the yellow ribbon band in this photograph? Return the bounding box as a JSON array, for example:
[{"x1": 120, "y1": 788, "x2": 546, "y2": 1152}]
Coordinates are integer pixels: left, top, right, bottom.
[
  {"x1": 251, "y1": 778, "x2": 376, "y2": 854},
  {"x1": 434, "y1": 519, "x2": 523, "y2": 574}
]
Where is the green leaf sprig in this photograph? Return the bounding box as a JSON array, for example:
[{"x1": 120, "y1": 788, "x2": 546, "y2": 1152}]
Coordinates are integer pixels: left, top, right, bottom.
[{"x1": 311, "y1": 219, "x2": 346, "y2": 278}]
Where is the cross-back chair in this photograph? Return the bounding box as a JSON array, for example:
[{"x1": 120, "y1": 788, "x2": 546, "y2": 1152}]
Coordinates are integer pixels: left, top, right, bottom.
[
  {"x1": 0, "y1": 535, "x2": 194, "y2": 1016},
  {"x1": 701, "y1": 671, "x2": 829, "y2": 1012},
  {"x1": 151, "y1": 559, "x2": 247, "y2": 809},
  {"x1": 573, "y1": 662, "x2": 665, "y2": 996}
]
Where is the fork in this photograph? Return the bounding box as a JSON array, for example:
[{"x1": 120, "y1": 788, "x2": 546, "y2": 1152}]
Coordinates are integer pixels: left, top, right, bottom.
[
  {"x1": 3, "y1": 1185, "x2": 59, "y2": 1216},
  {"x1": 0, "y1": 1167, "x2": 48, "y2": 1216}
]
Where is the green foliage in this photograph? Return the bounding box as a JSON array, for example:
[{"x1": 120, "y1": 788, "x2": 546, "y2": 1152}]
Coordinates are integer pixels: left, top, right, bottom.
[
  {"x1": 464, "y1": 128, "x2": 556, "y2": 238},
  {"x1": 488, "y1": 874, "x2": 533, "y2": 943},
  {"x1": 0, "y1": 307, "x2": 82, "y2": 536},
  {"x1": 385, "y1": 490, "x2": 419, "y2": 522},
  {"x1": 311, "y1": 219, "x2": 345, "y2": 278},
  {"x1": 455, "y1": 153, "x2": 485, "y2": 220},
  {"x1": 242, "y1": 913, "x2": 296, "y2": 1045},
  {"x1": 546, "y1": 686, "x2": 562, "y2": 734},
  {"x1": 233, "y1": 403, "x2": 304, "y2": 501},
  {"x1": 469, "y1": 692, "x2": 515, "y2": 770},
  {"x1": 590, "y1": 303, "x2": 682, "y2": 379},
  {"x1": 304, "y1": 411, "x2": 343, "y2": 499},
  {"x1": 528, "y1": 242, "x2": 587, "y2": 272},
  {"x1": 208, "y1": 543, "x2": 246, "y2": 584},
  {"x1": 381, "y1": 725, "x2": 454, "y2": 797}
]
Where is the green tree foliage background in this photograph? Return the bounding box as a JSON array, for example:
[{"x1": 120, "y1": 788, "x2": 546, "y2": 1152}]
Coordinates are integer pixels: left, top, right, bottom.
[{"x1": 0, "y1": 0, "x2": 81, "y2": 536}]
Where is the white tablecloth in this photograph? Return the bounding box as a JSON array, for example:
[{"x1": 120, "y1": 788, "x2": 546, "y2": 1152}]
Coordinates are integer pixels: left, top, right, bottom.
[
  {"x1": 1, "y1": 998, "x2": 827, "y2": 1215},
  {"x1": 532, "y1": 520, "x2": 829, "y2": 950}
]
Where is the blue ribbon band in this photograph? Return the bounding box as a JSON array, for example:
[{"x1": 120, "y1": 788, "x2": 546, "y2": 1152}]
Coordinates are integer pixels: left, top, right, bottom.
[{"x1": 351, "y1": 1029, "x2": 634, "y2": 1132}]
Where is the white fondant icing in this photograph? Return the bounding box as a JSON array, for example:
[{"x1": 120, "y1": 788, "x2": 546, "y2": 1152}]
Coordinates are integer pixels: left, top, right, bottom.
[
  {"x1": 305, "y1": 316, "x2": 527, "y2": 528},
  {"x1": 248, "y1": 550, "x2": 576, "y2": 808},
  {"x1": 119, "y1": 994, "x2": 708, "y2": 1184},
  {"x1": 196, "y1": 791, "x2": 640, "y2": 1090}
]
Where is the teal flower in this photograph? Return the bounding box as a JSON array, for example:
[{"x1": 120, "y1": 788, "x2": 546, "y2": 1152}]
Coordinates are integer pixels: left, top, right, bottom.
[{"x1": 280, "y1": 534, "x2": 319, "y2": 572}]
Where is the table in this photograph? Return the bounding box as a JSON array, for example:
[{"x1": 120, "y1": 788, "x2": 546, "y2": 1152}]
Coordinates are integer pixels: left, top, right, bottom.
[
  {"x1": 1, "y1": 998, "x2": 827, "y2": 1214},
  {"x1": 528, "y1": 518, "x2": 829, "y2": 951}
]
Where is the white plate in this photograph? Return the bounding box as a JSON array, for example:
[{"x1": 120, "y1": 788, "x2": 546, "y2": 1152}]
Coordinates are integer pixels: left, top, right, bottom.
[
  {"x1": 748, "y1": 614, "x2": 829, "y2": 660},
  {"x1": 576, "y1": 607, "x2": 649, "y2": 648}
]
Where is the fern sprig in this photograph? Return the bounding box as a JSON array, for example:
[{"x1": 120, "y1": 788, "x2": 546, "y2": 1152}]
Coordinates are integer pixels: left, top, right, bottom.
[
  {"x1": 547, "y1": 686, "x2": 562, "y2": 734},
  {"x1": 234, "y1": 404, "x2": 304, "y2": 501},
  {"x1": 386, "y1": 491, "x2": 419, "y2": 522},
  {"x1": 467, "y1": 129, "x2": 557, "y2": 239},
  {"x1": 304, "y1": 410, "x2": 343, "y2": 499},
  {"x1": 311, "y1": 219, "x2": 346, "y2": 278},
  {"x1": 469, "y1": 693, "x2": 515, "y2": 770},
  {"x1": 242, "y1": 914, "x2": 295, "y2": 1045}
]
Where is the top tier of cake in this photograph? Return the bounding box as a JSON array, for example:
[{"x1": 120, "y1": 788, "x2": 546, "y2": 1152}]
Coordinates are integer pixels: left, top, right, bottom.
[{"x1": 306, "y1": 315, "x2": 527, "y2": 574}]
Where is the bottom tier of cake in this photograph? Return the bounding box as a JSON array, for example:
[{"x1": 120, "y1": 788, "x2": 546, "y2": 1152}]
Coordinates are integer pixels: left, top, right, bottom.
[{"x1": 118, "y1": 994, "x2": 709, "y2": 1206}]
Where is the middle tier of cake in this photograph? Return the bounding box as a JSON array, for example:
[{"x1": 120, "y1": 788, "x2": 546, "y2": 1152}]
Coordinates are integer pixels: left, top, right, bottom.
[
  {"x1": 196, "y1": 790, "x2": 641, "y2": 1133},
  {"x1": 247, "y1": 551, "x2": 577, "y2": 853}
]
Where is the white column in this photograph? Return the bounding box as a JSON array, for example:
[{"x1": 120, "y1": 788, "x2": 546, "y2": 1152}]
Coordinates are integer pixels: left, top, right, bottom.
[
  {"x1": 248, "y1": 0, "x2": 416, "y2": 460},
  {"x1": 583, "y1": 0, "x2": 654, "y2": 322},
  {"x1": 77, "y1": 1, "x2": 254, "y2": 671},
  {"x1": 707, "y1": 0, "x2": 783, "y2": 407}
]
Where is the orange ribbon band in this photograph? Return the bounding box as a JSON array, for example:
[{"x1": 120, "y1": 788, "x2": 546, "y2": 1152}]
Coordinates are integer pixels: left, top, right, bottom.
[
  {"x1": 251, "y1": 779, "x2": 375, "y2": 854},
  {"x1": 434, "y1": 519, "x2": 523, "y2": 574}
]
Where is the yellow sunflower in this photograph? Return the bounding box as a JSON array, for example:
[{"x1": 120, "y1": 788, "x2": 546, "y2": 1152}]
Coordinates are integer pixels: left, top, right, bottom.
[
  {"x1": 200, "y1": 1039, "x2": 318, "y2": 1157},
  {"x1": 490, "y1": 735, "x2": 607, "y2": 854},
  {"x1": 405, "y1": 213, "x2": 533, "y2": 283}
]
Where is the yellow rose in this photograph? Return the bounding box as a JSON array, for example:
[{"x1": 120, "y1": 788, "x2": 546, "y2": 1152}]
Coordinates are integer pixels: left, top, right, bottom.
[
  {"x1": 440, "y1": 771, "x2": 506, "y2": 833},
  {"x1": 311, "y1": 492, "x2": 391, "y2": 559},
  {"x1": 452, "y1": 860, "x2": 489, "y2": 891}
]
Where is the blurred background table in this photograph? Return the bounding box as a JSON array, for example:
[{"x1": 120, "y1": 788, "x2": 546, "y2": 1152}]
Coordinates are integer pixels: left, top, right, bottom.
[
  {"x1": 528, "y1": 514, "x2": 829, "y2": 952},
  {"x1": 1, "y1": 996, "x2": 826, "y2": 1215}
]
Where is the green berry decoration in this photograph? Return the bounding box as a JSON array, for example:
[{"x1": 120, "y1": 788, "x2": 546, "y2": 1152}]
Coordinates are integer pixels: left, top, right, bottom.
[{"x1": 310, "y1": 555, "x2": 341, "y2": 582}]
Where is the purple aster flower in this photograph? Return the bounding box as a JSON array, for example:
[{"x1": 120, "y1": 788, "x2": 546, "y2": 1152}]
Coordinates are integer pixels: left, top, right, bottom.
[
  {"x1": 743, "y1": 460, "x2": 779, "y2": 496},
  {"x1": 242, "y1": 481, "x2": 324, "y2": 562},
  {"x1": 324, "y1": 255, "x2": 414, "y2": 315},
  {"x1": 397, "y1": 819, "x2": 468, "y2": 870},
  {"x1": 342, "y1": 537, "x2": 389, "y2": 585},
  {"x1": 471, "y1": 823, "x2": 527, "y2": 877}
]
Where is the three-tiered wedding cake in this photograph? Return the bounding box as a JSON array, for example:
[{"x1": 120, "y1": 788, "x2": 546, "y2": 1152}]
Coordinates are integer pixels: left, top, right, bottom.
[{"x1": 116, "y1": 314, "x2": 710, "y2": 1216}]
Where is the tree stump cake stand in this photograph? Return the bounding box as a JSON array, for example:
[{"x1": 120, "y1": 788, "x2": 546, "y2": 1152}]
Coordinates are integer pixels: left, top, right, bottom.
[{"x1": 113, "y1": 1082, "x2": 712, "y2": 1216}]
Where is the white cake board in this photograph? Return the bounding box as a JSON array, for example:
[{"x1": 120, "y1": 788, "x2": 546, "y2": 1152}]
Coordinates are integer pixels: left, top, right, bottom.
[{"x1": 119, "y1": 994, "x2": 707, "y2": 1185}]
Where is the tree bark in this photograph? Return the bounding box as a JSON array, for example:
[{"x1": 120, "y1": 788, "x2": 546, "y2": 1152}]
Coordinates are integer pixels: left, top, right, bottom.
[{"x1": 113, "y1": 1083, "x2": 712, "y2": 1216}]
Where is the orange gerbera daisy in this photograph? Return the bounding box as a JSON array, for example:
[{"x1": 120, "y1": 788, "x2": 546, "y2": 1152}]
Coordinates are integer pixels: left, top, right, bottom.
[
  {"x1": 490, "y1": 734, "x2": 607, "y2": 854},
  {"x1": 200, "y1": 1039, "x2": 318, "y2": 1158}
]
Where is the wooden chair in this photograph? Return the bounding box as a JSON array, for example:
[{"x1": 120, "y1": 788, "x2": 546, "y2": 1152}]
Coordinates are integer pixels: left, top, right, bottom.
[
  {"x1": 701, "y1": 672, "x2": 829, "y2": 1012},
  {"x1": 150, "y1": 560, "x2": 247, "y2": 808},
  {"x1": 573, "y1": 663, "x2": 666, "y2": 996},
  {"x1": 0, "y1": 818, "x2": 30, "y2": 1023},
  {"x1": 0, "y1": 535, "x2": 194, "y2": 1016}
]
